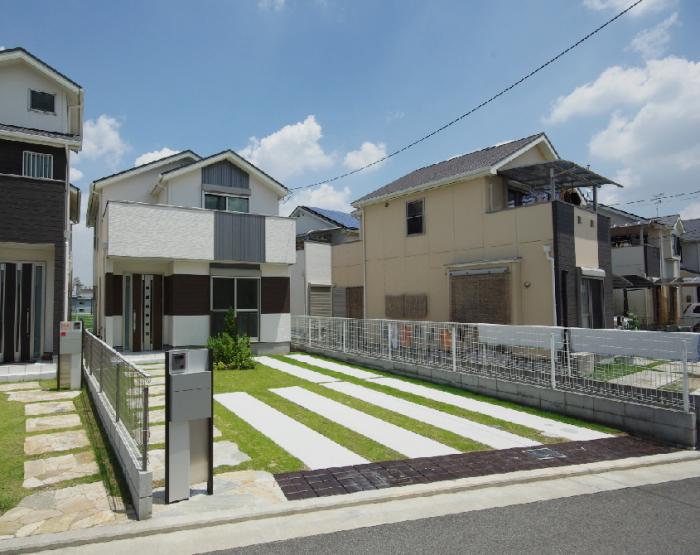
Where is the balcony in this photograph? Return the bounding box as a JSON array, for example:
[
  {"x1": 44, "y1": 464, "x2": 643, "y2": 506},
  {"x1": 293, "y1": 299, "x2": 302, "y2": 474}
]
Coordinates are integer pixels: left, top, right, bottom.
[
  {"x1": 611, "y1": 242, "x2": 660, "y2": 278},
  {"x1": 104, "y1": 201, "x2": 295, "y2": 264}
]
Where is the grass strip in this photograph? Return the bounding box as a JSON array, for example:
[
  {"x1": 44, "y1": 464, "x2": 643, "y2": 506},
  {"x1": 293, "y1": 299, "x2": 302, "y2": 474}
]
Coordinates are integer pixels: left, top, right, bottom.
[
  {"x1": 279, "y1": 353, "x2": 619, "y2": 437},
  {"x1": 0, "y1": 392, "x2": 26, "y2": 514}
]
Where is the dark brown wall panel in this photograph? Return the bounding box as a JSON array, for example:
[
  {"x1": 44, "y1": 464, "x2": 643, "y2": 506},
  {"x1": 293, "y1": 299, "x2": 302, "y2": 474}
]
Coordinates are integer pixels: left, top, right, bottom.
[
  {"x1": 104, "y1": 273, "x2": 123, "y2": 316},
  {"x1": 597, "y1": 213, "x2": 614, "y2": 328},
  {"x1": 552, "y1": 201, "x2": 579, "y2": 327},
  {"x1": 165, "y1": 274, "x2": 210, "y2": 316},
  {"x1": 0, "y1": 139, "x2": 67, "y2": 181},
  {"x1": 261, "y1": 277, "x2": 290, "y2": 314}
]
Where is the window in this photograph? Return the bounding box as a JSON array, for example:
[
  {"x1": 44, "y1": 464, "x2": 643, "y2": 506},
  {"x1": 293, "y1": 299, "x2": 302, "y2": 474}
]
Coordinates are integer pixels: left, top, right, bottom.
[
  {"x1": 211, "y1": 276, "x2": 259, "y2": 339},
  {"x1": 204, "y1": 193, "x2": 249, "y2": 213},
  {"x1": 22, "y1": 152, "x2": 53, "y2": 179},
  {"x1": 406, "y1": 199, "x2": 424, "y2": 235},
  {"x1": 29, "y1": 90, "x2": 55, "y2": 113}
]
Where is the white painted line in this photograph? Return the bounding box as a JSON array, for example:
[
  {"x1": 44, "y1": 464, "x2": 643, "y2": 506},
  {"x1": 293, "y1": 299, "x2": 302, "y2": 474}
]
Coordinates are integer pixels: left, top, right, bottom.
[
  {"x1": 271, "y1": 386, "x2": 459, "y2": 458},
  {"x1": 323, "y1": 382, "x2": 540, "y2": 450},
  {"x1": 372, "y1": 377, "x2": 611, "y2": 441},
  {"x1": 285, "y1": 354, "x2": 380, "y2": 380},
  {"x1": 214, "y1": 392, "x2": 367, "y2": 469},
  {"x1": 255, "y1": 356, "x2": 339, "y2": 384}
]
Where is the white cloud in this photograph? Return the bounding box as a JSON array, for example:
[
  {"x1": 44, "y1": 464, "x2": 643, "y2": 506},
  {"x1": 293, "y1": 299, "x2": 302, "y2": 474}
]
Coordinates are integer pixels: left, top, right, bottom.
[
  {"x1": 239, "y1": 115, "x2": 334, "y2": 181},
  {"x1": 547, "y1": 56, "x2": 700, "y2": 213},
  {"x1": 386, "y1": 111, "x2": 405, "y2": 123},
  {"x1": 134, "y1": 147, "x2": 180, "y2": 167},
  {"x1": 343, "y1": 141, "x2": 387, "y2": 172},
  {"x1": 599, "y1": 168, "x2": 640, "y2": 205},
  {"x1": 680, "y1": 201, "x2": 700, "y2": 220},
  {"x1": 258, "y1": 0, "x2": 285, "y2": 11},
  {"x1": 628, "y1": 12, "x2": 678, "y2": 58},
  {"x1": 280, "y1": 183, "x2": 353, "y2": 216},
  {"x1": 69, "y1": 167, "x2": 84, "y2": 182},
  {"x1": 582, "y1": 0, "x2": 676, "y2": 17},
  {"x1": 75, "y1": 114, "x2": 128, "y2": 168}
]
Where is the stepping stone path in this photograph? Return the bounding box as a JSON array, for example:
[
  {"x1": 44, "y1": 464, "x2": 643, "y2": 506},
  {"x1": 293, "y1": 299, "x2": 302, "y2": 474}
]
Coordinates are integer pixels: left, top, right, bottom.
[
  {"x1": 23, "y1": 452, "x2": 99, "y2": 488},
  {"x1": 25, "y1": 400, "x2": 76, "y2": 416},
  {"x1": 0, "y1": 381, "x2": 41, "y2": 392},
  {"x1": 26, "y1": 414, "x2": 81, "y2": 433},
  {"x1": 25, "y1": 430, "x2": 90, "y2": 456},
  {"x1": 149, "y1": 408, "x2": 165, "y2": 424},
  {"x1": 149, "y1": 395, "x2": 165, "y2": 408},
  {"x1": 0, "y1": 482, "x2": 126, "y2": 538},
  {"x1": 8, "y1": 390, "x2": 80, "y2": 403}
]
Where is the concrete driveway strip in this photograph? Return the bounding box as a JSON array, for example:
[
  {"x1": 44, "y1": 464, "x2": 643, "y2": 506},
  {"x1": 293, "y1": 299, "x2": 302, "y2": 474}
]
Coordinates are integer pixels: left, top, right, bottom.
[
  {"x1": 254, "y1": 357, "x2": 339, "y2": 384},
  {"x1": 371, "y1": 377, "x2": 611, "y2": 441},
  {"x1": 214, "y1": 392, "x2": 367, "y2": 469},
  {"x1": 285, "y1": 355, "x2": 380, "y2": 380},
  {"x1": 323, "y1": 382, "x2": 540, "y2": 449},
  {"x1": 271, "y1": 386, "x2": 459, "y2": 458}
]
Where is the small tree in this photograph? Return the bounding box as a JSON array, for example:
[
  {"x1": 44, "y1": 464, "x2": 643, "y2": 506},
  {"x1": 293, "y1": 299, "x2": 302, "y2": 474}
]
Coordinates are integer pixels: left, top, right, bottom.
[{"x1": 207, "y1": 308, "x2": 255, "y2": 370}]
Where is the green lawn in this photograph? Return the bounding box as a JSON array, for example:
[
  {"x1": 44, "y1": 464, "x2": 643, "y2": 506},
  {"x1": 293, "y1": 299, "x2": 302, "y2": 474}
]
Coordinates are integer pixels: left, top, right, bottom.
[
  {"x1": 591, "y1": 358, "x2": 665, "y2": 382},
  {"x1": 0, "y1": 392, "x2": 26, "y2": 514}
]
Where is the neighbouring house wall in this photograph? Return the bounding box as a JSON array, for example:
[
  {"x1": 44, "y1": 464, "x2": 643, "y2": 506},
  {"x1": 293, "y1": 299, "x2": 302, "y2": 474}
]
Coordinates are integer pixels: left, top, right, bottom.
[
  {"x1": 598, "y1": 212, "x2": 614, "y2": 328},
  {"x1": 574, "y1": 207, "x2": 599, "y2": 269},
  {"x1": 612, "y1": 246, "x2": 646, "y2": 276},
  {"x1": 289, "y1": 250, "x2": 306, "y2": 316},
  {"x1": 362, "y1": 175, "x2": 555, "y2": 324},
  {"x1": 293, "y1": 211, "x2": 336, "y2": 235},
  {"x1": 332, "y1": 241, "x2": 363, "y2": 288},
  {"x1": 304, "y1": 242, "x2": 332, "y2": 286}
]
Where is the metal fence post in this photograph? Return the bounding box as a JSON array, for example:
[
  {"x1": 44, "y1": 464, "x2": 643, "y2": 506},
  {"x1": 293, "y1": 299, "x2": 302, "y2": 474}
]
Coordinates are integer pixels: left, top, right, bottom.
[
  {"x1": 682, "y1": 343, "x2": 690, "y2": 413},
  {"x1": 550, "y1": 334, "x2": 557, "y2": 390},
  {"x1": 99, "y1": 347, "x2": 104, "y2": 393},
  {"x1": 343, "y1": 319, "x2": 347, "y2": 353},
  {"x1": 387, "y1": 322, "x2": 392, "y2": 361},
  {"x1": 142, "y1": 386, "x2": 149, "y2": 472},
  {"x1": 115, "y1": 362, "x2": 121, "y2": 422},
  {"x1": 451, "y1": 326, "x2": 457, "y2": 372}
]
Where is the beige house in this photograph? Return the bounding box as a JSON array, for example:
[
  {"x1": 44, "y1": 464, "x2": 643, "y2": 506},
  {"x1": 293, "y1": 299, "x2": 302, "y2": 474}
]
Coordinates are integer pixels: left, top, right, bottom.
[{"x1": 332, "y1": 133, "x2": 621, "y2": 327}]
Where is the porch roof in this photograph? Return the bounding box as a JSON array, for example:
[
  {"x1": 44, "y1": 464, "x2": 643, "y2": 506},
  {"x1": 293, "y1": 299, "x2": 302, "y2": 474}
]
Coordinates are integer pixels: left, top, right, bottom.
[{"x1": 497, "y1": 160, "x2": 621, "y2": 190}]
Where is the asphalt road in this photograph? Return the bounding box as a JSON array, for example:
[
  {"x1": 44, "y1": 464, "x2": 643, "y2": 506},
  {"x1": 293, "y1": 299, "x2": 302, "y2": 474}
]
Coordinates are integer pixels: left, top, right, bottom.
[{"x1": 203, "y1": 477, "x2": 700, "y2": 555}]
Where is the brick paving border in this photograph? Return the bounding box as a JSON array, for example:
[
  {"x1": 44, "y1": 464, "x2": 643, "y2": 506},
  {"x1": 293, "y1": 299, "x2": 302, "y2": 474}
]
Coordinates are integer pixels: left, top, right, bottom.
[{"x1": 274, "y1": 436, "x2": 677, "y2": 501}]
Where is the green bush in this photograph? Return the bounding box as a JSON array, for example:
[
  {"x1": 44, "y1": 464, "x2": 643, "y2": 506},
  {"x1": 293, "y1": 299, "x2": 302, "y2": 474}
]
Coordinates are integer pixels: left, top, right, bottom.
[{"x1": 207, "y1": 308, "x2": 255, "y2": 370}]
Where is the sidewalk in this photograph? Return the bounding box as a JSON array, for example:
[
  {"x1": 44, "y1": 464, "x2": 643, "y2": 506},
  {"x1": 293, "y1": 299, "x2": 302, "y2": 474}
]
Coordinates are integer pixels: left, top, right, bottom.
[{"x1": 2, "y1": 449, "x2": 698, "y2": 555}]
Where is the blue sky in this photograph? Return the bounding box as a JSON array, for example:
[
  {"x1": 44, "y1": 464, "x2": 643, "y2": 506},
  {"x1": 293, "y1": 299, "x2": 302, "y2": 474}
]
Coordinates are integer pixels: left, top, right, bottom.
[{"x1": 1, "y1": 0, "x2": 698, "y2": 282}]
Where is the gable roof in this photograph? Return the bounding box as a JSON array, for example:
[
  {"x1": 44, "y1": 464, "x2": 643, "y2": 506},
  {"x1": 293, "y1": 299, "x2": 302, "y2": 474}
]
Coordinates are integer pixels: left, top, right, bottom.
[
  {"x1": 92, "y1": 150, "x2": 201, "y2": 189},
  {"x1": 655, "y1": 214, "x2": 681, "y2": 228},
  {"x1": 0, "y1": 47, "x2": 81, "y2": 92},
  {"x1": 297, "y1": 206, "x2": 359, "y2": 229},
  {"x1": 682, "y1": 218, "x2": 700, "y2": 242},
  {"x1": 353, "y1": 133, "x2": 556, "y2": 206},
  {"x1": 157, "y1": 149, "x2": 289, "y2": 197}
]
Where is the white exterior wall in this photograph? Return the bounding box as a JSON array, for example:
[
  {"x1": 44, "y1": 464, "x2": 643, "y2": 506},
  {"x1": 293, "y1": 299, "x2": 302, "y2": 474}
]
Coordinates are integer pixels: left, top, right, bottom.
[
  {"x1": 163, "y1": 171, "x2": 201, "y2": 208},
  {"x1": 265, "y1": 217, "x2": 296, "y2": 264},
  {"x1": 303, "y1": 242, "x2": 332, "y2": 286},
  {"x1": 168, "y1": 315, "x2": 209, "y2": 347},
  {"x1": 107, "y1": 203, "x2": 214, "y2": 260},
  {"x1": 289, "y1": 250, "x2": 306, "y2": 316},
  {"x1": 260, "y1": 313, "x2": 290, "y2": 343},
  {"x1": 249, "y1": 174, "x2": 281, "y2": 216},
  {"x1": 0, "y1": 62, "x2": 72, "y2": 134}
]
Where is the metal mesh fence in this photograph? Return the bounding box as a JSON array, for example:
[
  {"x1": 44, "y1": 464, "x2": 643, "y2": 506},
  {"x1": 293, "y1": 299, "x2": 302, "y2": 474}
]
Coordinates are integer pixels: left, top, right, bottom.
[
  {"x1": 292, "y1": 316, "x2": 696, "y2": 412},
  {"x1": 82, "y1": 329, "x2": 150, "y2": 470}
]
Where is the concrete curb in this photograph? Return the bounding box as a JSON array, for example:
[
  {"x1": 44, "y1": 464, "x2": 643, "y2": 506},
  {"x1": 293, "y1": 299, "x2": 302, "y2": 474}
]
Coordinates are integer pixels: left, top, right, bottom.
[{"x1": 2, "y1": 450, "x2": 698, "y2": 554}]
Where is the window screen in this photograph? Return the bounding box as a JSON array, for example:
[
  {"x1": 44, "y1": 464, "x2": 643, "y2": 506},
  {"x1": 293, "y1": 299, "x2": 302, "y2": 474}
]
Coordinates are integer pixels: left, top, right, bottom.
[
  {"x1": 406, "y1": 199, "x2": 424, "y2": 235},
  {"x1": 30, "y1": 90, "x2": 55, "y2": 113}
]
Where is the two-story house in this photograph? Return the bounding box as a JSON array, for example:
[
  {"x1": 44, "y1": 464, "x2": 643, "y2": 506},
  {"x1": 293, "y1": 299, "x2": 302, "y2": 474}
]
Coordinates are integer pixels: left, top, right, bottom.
[
  {"x1": 678, "y1": 218, "x2": 700, "y2": 314},
  {"x1": 288, "y1": 206, "x2": 360, "y2": 317},
  {"x1": 0, "y1": 48, "x2": 82, "y2": 363},
  {"x1": 86, "y1": 150, "x2": 295, "y2": 354},
  {"x1": 336, "y1": 133, "x2": 621, "y2": 328},
  {"x1": 598, "y1": 205, "x2": 683, "y2": 328}
]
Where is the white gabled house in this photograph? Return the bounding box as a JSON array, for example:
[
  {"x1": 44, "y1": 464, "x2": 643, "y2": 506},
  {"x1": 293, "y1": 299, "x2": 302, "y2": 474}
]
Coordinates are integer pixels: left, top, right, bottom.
[{"x1": 87, "y1": 150, "x2": 295, "y2": 354}]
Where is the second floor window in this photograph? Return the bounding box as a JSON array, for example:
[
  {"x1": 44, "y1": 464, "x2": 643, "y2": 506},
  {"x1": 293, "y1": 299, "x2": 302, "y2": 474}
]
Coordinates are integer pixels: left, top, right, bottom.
[
  {"x1": 22, "y1": 151, "x2": 53, "y2": 179},
  {"x1": 406, "y1": 199, "x2": 424, "y2": 235},
  {"x1": 29, "y1": 90, "x2": 55, "y2": 113},
  {"x1": 204, "y1": 193, "x2": 249, "y2": 213}
]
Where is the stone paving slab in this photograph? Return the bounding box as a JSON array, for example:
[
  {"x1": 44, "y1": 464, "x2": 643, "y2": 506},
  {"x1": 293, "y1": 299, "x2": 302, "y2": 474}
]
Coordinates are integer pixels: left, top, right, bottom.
[
  {"x1": 274, "y1": 436, "x2": 677, "y2": 501},
  {"x1": 149, "y1": 395, "x2": 165, "y2": 408},
  {"x1": 26, "y1": 414, "x2": 82, "y2": 433},
  {"x1": 0, "y1": 381, "x2": 41, "y2": 392},
  {"x1": 23, "y1": 451, "x2": 99, "y2": 488},
  {"x1": 24, "y1": 430, "x2": 90, "y2": 456},
  {"x1": 7, "y1": 390, "x2": 80, "y2": 404},
  {"x1": 0, "y1": 482, "x2": 126, "y2": 538},
  {"x1": 610, "y1": 369, "x2": 677, "y2": 388},
  {"x1": 149, "y1": 384, "x2": 165, "y2": 396},
  {"x1": 25, "y1": 401, "x2": 76, "y2": 416},
  {"x1": 149, "y1": 408, "x2": 165, "y2": 423},
  {"x1": 149, "y1": 441, "x2": 250, "y2": 481}
]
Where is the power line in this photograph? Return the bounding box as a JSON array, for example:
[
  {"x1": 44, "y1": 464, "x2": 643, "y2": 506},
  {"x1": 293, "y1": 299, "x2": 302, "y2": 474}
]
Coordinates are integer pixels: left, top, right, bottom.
[
  {"x1": 289, "y1": 0, "x2": 644, "y2": 192},
  {"x1": 610, "y1": 189, "x2": 700, "y2": 210}
]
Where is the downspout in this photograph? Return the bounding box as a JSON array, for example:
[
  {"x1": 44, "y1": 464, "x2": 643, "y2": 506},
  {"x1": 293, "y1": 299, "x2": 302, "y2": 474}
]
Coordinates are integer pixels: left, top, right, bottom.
[
  {"x1": 64, "y1": 145, "x2": 71, "y2": 321},
  {"x1": 543, "y1": 245, "x2": 557, "y2": 326},
  {"x1": 361, "y1": 207, "x2": 368, "y2": 319}
]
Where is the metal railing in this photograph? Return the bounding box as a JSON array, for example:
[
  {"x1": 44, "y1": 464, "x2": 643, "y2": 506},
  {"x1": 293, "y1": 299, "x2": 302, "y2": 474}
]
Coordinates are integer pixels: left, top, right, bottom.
[
  {"x1": 82, "y1": 329, "x2": 150, "y2": 470},
  {"x1": 292, "y1": 316, "x2": 697, "y2": 412}
]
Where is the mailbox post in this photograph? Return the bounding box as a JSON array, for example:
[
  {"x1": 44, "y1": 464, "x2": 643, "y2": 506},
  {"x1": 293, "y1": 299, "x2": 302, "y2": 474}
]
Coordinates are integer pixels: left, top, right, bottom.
[
  {"x1": 58, "y1": 320, "x2": 82, "y2": 390},
  {"x1": 165, "y1": 348, "x2": 214, "y2": 503}
]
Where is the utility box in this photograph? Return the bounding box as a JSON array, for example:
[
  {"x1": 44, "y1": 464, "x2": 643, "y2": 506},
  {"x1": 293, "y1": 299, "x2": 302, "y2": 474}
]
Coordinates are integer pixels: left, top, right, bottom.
[
  {"x1": 165, "y1": 348, "x2": 213, "y2": 503},
  {"x1": 58, "y1": 320, "x2": 82, "y2": 390}
]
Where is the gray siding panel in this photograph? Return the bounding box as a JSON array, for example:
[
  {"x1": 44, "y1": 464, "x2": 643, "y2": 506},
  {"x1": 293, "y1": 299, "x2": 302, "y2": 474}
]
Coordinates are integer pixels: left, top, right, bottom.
[
  {"x1": 214, "y1": 212, "x2": 265, "y2": 262},
  {"x1": 202, "y1": 161, "x2": 249, "y2": 189}
]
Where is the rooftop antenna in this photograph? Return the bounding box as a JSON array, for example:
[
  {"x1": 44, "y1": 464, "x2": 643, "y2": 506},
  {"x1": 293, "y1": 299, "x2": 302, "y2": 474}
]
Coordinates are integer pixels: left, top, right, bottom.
[{"x1": 652, "y1": 193, "x2": 664, "y2": 217}]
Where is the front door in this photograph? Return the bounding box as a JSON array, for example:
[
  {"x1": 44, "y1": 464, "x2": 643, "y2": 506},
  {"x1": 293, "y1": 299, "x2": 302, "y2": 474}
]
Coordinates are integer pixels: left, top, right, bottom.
[
  {"x1": 1, "y1": 262, "x2": 45, "y2": 363},
  {"x1": 125, "y1": 273, "x2": 162, "y2": 352}
]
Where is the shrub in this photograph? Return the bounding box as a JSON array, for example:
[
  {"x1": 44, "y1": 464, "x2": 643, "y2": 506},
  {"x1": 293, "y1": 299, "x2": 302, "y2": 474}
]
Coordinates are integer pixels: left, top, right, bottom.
[{"x1": 207, "y1": 308, "x2": 255, "y2": 370}]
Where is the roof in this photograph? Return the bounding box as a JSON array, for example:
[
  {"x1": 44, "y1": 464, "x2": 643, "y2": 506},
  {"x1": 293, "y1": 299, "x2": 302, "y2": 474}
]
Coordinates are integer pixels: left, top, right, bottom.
[
  {"x1": 654, "y1": 214, "x2": 681, "y2": 228},
  {"x1": 682, "y1": 218, "x2": 700, "y2": 242},
  {"x1": 498, "y1": 160, "x2": 621, "y2": 189},
  {"x1": 0, "y1": 122, "x2": 80, "y2": 143},
  {"x1": 0, "y1": 47, "x2": 81, "y2": 91},
  {"x1": 92, "y1": 150, "x2": 201, "y2": 186},
  {"x1": 353, "y1": 133, "x2": 554, "y2": 206},
  {"x1": 598, "y1": 203, "x2": 649, "y2": 225},
  {"x1": 299, "y1": 206, "x2": 359, "y2": 229}
]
